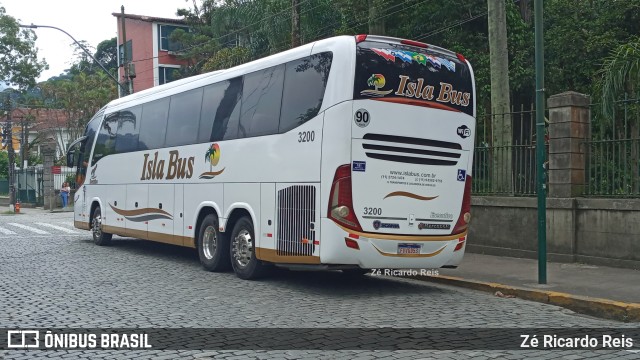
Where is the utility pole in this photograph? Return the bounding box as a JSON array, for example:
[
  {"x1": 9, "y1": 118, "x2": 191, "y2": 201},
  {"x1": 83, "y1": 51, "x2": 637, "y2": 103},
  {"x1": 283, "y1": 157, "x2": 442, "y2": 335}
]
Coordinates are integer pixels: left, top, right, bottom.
[
  {"x1": 534, "y1": 0, "x2": 547, "y2": 284},
  {"x1": 291, "y1": 0, "x2": 301, "y2": 48},
  {"x1": 488, "y1": 0, "x2": 512, "y2": 194},
  {"x1": 3, "y1": 95, "x2": 16, "y2": 209},
  {"x1": 367, "y1": 0, "x2": 385, "y2": 35},
  {"x1": 120, "y1": 6, "x2": 131, "y2": 96}
]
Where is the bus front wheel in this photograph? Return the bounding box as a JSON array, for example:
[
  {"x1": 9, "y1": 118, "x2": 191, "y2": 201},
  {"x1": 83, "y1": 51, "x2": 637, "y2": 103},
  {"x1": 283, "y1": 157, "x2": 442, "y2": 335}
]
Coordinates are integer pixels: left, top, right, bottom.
[
  {"x1": 230, "y1": 216, "x2": 268, "y2": 280},
  {"x1": 91, "y1": 207, "x2": 112, "y2": 246},
  {"x1": 197, "y1": 214, "x2": 231, "y2": 271}
]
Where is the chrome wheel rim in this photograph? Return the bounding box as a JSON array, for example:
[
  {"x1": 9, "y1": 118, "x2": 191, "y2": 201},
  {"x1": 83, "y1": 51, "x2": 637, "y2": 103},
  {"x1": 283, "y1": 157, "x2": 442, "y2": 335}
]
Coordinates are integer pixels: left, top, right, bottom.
[
  {"x1": 92, "y1": 213, "x2": 102, "y2": 240},
  {"x1": 202, "y1": 226, "x2": 217, "y2": 260},
  {"x1": 232, "y1": 229, "x2": 252, "y2": 268}
]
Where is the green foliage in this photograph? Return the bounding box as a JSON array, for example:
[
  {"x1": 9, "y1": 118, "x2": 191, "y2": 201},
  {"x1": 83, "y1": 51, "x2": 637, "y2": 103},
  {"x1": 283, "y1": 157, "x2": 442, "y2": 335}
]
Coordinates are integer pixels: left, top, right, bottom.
[
  {"x1": 0, "y1": 151, "x2": 8, "y2": 179},
  {"x1": 596, "y1": 37, "x2": 640, "y2": 115},
  {"x1": 545, "y1": 0, "x2": 640, "y2": 97},
  {"x1": 35, "y1": 71, "x2": 117, "y2": 154},
  {"x1": 0, "y1": 6, "x2": 48, "y2": 88}
]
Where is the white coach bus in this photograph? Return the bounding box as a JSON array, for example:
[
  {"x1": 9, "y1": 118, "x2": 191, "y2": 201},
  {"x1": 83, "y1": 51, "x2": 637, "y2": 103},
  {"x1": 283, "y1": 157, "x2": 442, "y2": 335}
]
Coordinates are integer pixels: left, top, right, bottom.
[{"x1": 67, "y1": 34, "x2": 476, "y2": 279}]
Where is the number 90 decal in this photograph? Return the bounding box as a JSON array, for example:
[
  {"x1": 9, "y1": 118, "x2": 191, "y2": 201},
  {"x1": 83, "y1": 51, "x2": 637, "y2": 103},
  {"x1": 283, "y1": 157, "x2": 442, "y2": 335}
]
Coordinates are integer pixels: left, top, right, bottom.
[{"x1": 354, "y1": 109, "x2": 370, "y2": 128}]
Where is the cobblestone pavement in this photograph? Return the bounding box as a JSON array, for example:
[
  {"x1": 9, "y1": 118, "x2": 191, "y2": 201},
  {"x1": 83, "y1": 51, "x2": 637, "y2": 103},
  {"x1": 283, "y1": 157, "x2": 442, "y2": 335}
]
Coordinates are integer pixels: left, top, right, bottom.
[{"x1": 0, "y1": 210, "x2": 637, "y2": 359}]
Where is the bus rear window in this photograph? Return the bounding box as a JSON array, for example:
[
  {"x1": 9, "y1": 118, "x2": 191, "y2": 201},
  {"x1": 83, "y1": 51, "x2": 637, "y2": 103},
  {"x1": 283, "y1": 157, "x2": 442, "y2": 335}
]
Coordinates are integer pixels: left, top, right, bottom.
[{"x1": 354, "y1": 41, "x2": 474, "y2": 116}]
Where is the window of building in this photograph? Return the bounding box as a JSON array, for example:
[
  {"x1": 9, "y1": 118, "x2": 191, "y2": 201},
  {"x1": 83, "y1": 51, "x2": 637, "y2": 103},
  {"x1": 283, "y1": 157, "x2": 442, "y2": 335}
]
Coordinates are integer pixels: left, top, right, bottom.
[
  {"x1": 199, "y1": 77, "x2": 243, "y2": 142},
  {"x1": 92, "y1": 112, "x2": 119, "y2": 165},
  {"x1": 158, "y1": 24, "x2": 188, "y2": 52},
  {"x1": 165, "y1": 88, "x2": 203, "y2": 147},
  {"x1": 138, "y1": 98, "x2": 170, "y2": 150},
  {"x1": 159, "y1": 66, "x2": 179, "y2": 85},
  {"x1": 114, "y1": 106, "x2": 141, "y2": 153},
  {"x1": 239, "y1": 65, "x2": 284, "y2": 138},
  {"x1": 279, "y1": 52, "x2": 333, "y2": 133}
]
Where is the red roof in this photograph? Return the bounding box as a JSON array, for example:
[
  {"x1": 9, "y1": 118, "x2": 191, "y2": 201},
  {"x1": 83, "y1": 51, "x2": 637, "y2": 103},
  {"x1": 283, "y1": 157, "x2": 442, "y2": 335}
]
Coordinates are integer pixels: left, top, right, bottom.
[
  {"x1": 112, "y1": 12, "x2": 187, "y2": 25},
  {"x1": 7, "y1": 107, "x2": 70, "y2": 131}
]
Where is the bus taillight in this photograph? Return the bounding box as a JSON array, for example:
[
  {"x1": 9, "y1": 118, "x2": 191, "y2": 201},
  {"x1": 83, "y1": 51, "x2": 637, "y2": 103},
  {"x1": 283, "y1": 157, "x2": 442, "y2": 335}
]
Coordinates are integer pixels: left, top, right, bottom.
[
  {"x1": 355, "y1": 34, "x2": 368, "y2": 43},
  {"x1": 452, "y1": 175, "x2": 472, "y2": 235},
  {"x1": 328, "y1": 164, "x2": 363, "y2": 232}
]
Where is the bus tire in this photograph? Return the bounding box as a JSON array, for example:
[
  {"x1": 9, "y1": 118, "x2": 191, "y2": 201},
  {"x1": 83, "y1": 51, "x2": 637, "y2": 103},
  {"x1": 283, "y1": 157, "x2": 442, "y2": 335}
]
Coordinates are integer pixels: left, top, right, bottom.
[
  {"x1": 91, "y1": 206, "x2": 112, "y2": 246},
  {"x1": 230, "y1": 216, "x2": 268, "y2": 280},
  {"x1": 197, "y1": 214, "x2": 231, "y2": 271}
]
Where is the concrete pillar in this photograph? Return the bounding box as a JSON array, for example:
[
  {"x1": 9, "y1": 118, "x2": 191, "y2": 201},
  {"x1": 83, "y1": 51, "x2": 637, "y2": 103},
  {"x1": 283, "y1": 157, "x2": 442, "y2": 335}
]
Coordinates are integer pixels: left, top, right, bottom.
[
  {"x1": 41, "y1": 141, "x2": 56, "y2": 210},
  {"x1": 547, "y1": 91, "x2": 590, "y2": 197}
]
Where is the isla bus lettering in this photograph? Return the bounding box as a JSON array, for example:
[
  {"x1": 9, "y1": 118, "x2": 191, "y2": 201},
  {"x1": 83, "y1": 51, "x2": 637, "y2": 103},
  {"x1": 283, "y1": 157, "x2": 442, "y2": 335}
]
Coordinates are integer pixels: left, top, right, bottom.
[
  {"x1": 395, "y1": 75, "x2": 471, "y2": 107},
  {"x1": 141, "y1": 150, "x2": 195, "y2": 180}
]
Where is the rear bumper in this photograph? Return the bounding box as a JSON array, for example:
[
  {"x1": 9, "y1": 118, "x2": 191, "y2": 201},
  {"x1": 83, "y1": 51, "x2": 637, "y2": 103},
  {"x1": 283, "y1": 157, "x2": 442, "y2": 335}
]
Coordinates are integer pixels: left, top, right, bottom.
[{"x1": 320, "y1": 218, "x2": 466, "y2": 269}]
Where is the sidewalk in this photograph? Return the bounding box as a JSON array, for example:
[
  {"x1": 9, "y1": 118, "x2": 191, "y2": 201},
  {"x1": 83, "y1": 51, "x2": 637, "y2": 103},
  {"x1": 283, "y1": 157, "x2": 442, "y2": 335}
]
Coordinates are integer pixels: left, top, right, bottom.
[{"x1": 410, "y1": 253, "x2": 640, "y2": 321}]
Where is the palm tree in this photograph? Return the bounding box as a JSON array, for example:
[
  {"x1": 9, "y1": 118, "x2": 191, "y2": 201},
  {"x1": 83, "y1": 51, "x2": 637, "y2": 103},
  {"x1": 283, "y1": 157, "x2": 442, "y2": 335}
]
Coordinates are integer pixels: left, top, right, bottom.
[
  {"x1": 598, "y1": 37, "x2": 640, "y2": 116},
  {"x1": 596, "y1": 37, "x2": 640, "y2": 194},
  {"x1": 205, "y1": 144, "x2": 216, "y2": 172}
]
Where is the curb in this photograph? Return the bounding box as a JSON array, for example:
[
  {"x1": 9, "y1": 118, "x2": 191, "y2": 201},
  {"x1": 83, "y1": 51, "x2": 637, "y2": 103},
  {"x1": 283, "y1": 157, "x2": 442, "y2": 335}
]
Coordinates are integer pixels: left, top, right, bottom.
[{"x1": 406, "y1": 274, "x2": 640, "y2": 323}]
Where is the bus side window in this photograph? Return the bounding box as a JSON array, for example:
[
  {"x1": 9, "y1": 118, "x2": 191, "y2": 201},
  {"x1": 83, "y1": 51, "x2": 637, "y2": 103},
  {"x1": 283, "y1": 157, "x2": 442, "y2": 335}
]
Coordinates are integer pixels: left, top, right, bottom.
[
  {"x1": 200, "y1": 77, "x2": 242, "y2": 142},
  {"x1": 239, "y1": 65, "x2": 284, "y2": 138},
  {"x1": 92, "y1": 112, "x2": 119, "y2": 165},
  {"x1": 279, "y1": 52, "x2": 333, "y2": 133},
  {"x1": 114, "y1": 106, "x2": 141, "y2": 154},
  {"x1": 166, "y1": 88, "x2": 203, "y2": 147},
  {"x1": 138, "y1": 98, "x2": 170, "y2": 151}
]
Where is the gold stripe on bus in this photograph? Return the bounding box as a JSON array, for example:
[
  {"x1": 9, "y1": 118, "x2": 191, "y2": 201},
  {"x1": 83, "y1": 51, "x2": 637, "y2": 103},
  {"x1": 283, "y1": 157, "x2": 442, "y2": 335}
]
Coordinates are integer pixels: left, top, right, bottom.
[
  {"x1": 256, "y1": 248, "x2": 320, "y2": 264},
  {"x1": 383, "y1": 191, "x2": 439, "y2": 201},
  {"x1": 336, "y1": 223, "x2": 467, "y2": 241},
  {"x1": 109, "y1": 204, "x2": 173, "y2": 218},
  {"x1": 74, "y1": 221, "x2": 90, "y2": 230},
  {"x1": 102, "y1": 225, "x2": 194, "y2": 248},
  {"x1": 371, "y1": 243, "x2": 447, "y2": 258}
]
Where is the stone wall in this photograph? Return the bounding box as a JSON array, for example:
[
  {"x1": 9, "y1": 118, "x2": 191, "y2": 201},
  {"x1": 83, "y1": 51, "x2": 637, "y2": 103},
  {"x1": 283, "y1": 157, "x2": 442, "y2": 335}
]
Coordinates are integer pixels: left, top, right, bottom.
[
  {"x1": 468, "y1": 197, "x2": 640, "y2": 269},
  {"x1": 468, "y1": 91, "x2": 639, "y2": 269}
]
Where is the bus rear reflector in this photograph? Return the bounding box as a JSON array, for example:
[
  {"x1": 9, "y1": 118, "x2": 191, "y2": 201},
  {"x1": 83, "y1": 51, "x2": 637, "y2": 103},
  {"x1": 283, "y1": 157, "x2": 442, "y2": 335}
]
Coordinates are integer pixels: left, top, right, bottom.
[
  {"x1": 401, "y1": 39, "x2": 429, "y2": 48},
  {"x1": 328, "y1": 164, "x2": 363, "y2": 232},
  {"x1": 454, "y1": 237, "x2": 466, "y2": 251},
  {"x1": 452, "y1": 175, "x2": 472, "y2": 235},
  {"x1": 355, "y1": 34, "x2": 368, "y2": 43},
  {"x1": 345, "y1": 238, "x2": 360, "y2": 250}
]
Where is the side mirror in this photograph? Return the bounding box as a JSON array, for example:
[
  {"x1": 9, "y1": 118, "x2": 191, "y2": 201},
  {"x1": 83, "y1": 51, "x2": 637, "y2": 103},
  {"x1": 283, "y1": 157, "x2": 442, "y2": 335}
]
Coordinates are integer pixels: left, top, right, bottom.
[
  {"x1": 66, "y1": 150, "x2": 75, "y2": 168},
  {"x1": 66, "y1": 136, "x2": 87, "y2": 168}
]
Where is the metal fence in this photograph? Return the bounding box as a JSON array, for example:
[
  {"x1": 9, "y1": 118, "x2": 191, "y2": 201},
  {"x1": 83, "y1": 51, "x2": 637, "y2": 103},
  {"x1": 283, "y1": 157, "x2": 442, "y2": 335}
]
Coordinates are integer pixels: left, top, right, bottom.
[
  {"x1": 11, "y1": 166, "x2": 76, "y2": 206},
  {"x1": 585, "y1": 94, "x2": 640, "y2": 197},
  {"x1": 472, "y1": 104, "x2": 546, "y2": 196}
]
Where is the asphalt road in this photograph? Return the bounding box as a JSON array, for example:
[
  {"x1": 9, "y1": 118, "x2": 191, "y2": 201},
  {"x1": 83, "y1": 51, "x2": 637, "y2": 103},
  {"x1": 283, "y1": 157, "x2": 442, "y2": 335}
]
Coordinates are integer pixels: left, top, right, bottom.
[{"x1": 0, "y1": 209, "x2": 637, "y2": 359}]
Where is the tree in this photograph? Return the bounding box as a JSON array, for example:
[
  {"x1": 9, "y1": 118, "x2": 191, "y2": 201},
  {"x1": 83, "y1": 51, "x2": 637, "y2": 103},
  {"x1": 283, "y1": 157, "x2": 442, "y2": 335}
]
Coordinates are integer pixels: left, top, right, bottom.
[
  {"x1": 488, "y1": 0, "x2": 512, "y2": 193},
  {"x1": 95, "y1": 37, "x2": 118, "y2": 74},
  {"x1": 0, "y1": 151, "x2": 8, "y2": 179},
  {"x1": 598, "y1": 37, "x2": 640, "y2": 113},
  {"x1": 596, "y1": 37, "x2": 640, "y2": 194},
  {"x1": 0, "y1": 6, "x2": 48, "y2": 88},
  {"x1": 38, "y1": 71, "x2": 117, "y2": 157}
]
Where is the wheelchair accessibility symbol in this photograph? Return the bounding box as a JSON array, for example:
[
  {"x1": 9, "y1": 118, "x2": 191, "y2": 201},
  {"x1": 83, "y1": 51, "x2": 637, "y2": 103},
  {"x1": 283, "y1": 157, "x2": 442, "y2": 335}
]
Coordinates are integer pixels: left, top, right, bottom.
[{"x1": 457, "y1": 169, "x2": 466, "y2": 181}]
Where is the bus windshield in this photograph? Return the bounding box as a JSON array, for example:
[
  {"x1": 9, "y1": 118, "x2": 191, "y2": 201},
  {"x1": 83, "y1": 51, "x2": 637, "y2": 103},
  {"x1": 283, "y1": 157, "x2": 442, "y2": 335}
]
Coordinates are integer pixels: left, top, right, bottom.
[{"x1": 354, "y1": 40, "x2": 474, "y2": 116}]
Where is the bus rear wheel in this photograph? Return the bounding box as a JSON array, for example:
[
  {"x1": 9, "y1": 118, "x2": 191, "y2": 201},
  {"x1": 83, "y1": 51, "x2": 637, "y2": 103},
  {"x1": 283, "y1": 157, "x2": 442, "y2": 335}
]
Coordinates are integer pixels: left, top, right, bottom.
[
  {"x1": 197, "y1": 214, "x2": 230, "y2": 271},
  {"x1": 230, "y1": 216, "x2": 268, "y2": 280},
  {"x1": 91, "y1": 207, "x2": 112, "y2": 246}
]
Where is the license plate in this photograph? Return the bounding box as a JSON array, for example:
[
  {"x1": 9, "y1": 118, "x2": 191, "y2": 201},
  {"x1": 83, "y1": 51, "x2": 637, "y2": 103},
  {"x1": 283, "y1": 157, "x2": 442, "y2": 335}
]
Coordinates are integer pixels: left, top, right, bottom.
[{"x1": 398, "y1": 243, "x2": 421, "y2": 254}]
